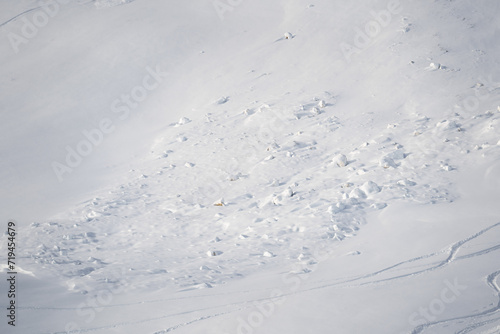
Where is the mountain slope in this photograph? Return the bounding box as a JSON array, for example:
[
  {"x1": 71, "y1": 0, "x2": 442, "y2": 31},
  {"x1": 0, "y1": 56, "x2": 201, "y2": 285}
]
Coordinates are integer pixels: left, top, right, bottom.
[{"x1": 1, "y1": 0, "x2": 500, "y2": 333}]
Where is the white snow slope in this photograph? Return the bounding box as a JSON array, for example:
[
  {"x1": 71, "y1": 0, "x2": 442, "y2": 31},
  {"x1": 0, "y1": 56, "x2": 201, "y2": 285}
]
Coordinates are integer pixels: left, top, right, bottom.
[{"x1": 1, "y1": 0, "x2": 500, "y2": 333}]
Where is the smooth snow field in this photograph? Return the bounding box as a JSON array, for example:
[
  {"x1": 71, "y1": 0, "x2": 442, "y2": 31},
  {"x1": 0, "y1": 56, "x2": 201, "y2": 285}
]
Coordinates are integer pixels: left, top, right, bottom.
[{"x1": 1, "y1": 0, "x2": 500, "y2": 333}]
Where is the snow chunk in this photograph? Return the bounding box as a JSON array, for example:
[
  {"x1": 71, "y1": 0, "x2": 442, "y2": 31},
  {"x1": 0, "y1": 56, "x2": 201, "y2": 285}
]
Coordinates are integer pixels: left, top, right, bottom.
[
  {"x1": 267, "y1": 142, "x2": 280, "y2": 151},
  {"x1": 386, "y1": 149, "x2": 406, "y2": 160},
  {"x1": 75, "y1": 267, "x2": 95, "y2": 277},
  {"x1": 310, "y1": 107, "x2": 321, "y2": 115},
  {"x1": 380, "y1": 156, "x2": 397, "y2": 168},
  {"x1": 328, "y1": 202, "x2": 345, "y2": 214},
  {"x1": 215, "y1": 96, "x2": 229, "y2": 105},
  {"x1": 263, "y1": 251, "x2": 275, "y2": 257},
  {"x1": 318, "y1": 100, "x2": 326, "y2": 108},
  {"x1": 284, "y1": 32, "x2": 293, "y2": 39},
  {"x1": 270, "y1": 179, "x2": 280, "y2": 187},
  {"x1": 426, "y1": 62, "x2": 441, "y2": 71},
  {"x1": 360, "y1": 181, "x2": 381, "y2": 195},
  {"x1": 177, "y1": 117, "x2": 191, "y2": 125},
  {"x1": 282, "y1": 187, "x2": 295, "y2": 197},
  {"x1": 349, "y1": 188, "x2": 366, "y2": 199},
  {"x1": 297, "y1": 253, "x2": 309, "y2": 261},
  {"x1": 158, "y1": 151, "x2": 169, "y2": 159},
  {"x1": 440, "y1": 163, "x2": 454, "y2": 171},
  {"x1": 357, "y1": 168, "x2": 367, "y2": 175},
  {"x1": 397, "y1": 179, "x2": 416, "y2": 187},
  {"x1": 332, "y1": 154, "x2": 348, "y2": 167},
  {"x1": 370, "y1": 203, "x2": 387, "y2": 210},
  {"x1": 213, "y1": 198, "x2": 225, "y2": 207},
  {"x1": 85, "y1": 232, "x2": 96, "y2": 238},
  {"x1": 436, "y1": 120, "x2": 459, "y2": 130},
  {"x1": 207, "y1": 250, "x2": 223, "y2": 257}
]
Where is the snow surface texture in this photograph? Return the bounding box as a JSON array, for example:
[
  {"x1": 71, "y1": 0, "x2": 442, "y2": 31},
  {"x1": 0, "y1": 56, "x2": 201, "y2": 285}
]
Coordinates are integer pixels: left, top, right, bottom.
[{"x1": 1, "y1": 0, "x2": 500, "y2": 333}]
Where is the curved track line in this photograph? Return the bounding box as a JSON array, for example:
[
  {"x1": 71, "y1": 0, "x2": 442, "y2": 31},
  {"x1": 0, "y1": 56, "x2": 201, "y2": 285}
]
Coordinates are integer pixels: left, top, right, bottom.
[
  {"x1": 456, "y1": 317, "x2": 500, "y2": 334},
  {"x1": 309, "y1": 222, "x2": 500, "y2": 290},
  {"x1": 0, "y1": 0, "x2": 94, "y2": 28},
  {"x1": 0, "y1": 7, "x2": 41, "y2": 27},
  {"x1": 412, "y1": 270, "x2": 500, "y2": 334},
  {"x1": 144, "y1": 223, "x2": 500, "y2": 334},
  {"x1": 147, "y1": 224, "x2": 500, "y2": 334},
  {"x1": 27, "y1": 222, "x2": 500, "y2": 333}
]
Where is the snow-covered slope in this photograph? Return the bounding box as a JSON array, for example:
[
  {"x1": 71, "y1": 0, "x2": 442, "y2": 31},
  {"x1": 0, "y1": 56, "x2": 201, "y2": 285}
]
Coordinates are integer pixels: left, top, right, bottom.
[{"x1": 1, "y1": 0, "x2": 500, "y2": 333}]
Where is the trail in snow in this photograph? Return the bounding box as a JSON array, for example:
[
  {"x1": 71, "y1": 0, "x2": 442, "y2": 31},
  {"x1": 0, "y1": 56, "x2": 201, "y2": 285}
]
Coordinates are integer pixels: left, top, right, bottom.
[
  {"x1": 0, "y1": 0, "x2": 94, "y2": 28},
  {"x1": 0, "y1": 7, "x2": 42, "y2": 27},
  {"x1": 412, "y1": 270, "x2": 500, "y2": 334}
]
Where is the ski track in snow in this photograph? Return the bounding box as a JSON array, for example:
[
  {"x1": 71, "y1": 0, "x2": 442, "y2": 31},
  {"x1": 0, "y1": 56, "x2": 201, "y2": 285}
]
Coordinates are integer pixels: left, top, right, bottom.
[
  {"x1": 412, "y1": 270, "x2": 500, "y2": 334},
  {"x1": 0, "y1": 7, "x2": 42, "y2": 28},
  {"x1": 313, "y1": 231, "x2": 497, "y2": 289},
  {"x1": 23, "y1": 221, "x2": 500, "y2": 334},
  {"x1": 0, "y1": 1, "x2": 94, "y2": 28},
  {"x1": 299, "y1": 222, "x2": 500, "y2": 334},
  {"x1": 43, "y1": 306, "x2": 246, "y2": 334}
]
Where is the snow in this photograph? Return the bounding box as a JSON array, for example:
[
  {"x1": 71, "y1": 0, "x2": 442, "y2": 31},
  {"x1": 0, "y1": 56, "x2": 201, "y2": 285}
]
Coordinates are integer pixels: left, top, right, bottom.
[{"x1": 1, "y1": 0, "x2": 500, "y2": 333}]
